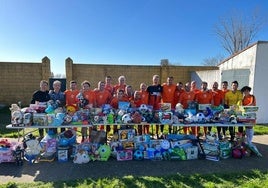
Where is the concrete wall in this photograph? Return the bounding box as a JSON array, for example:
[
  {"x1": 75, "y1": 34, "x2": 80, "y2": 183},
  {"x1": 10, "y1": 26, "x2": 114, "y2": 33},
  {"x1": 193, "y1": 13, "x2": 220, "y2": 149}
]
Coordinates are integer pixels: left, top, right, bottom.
[
  {"x1": 191, "y1": 70, "x2": 221, "y2": 89},
  {"x1": 0, "y1": 57, "x2": 51, "y2": 106},
  {"x1": 253, "y1": 42, "x2": 268, "y2": 123},
  {"x1": 197, "y1": 41, "x2": 268, "y2": 123}
]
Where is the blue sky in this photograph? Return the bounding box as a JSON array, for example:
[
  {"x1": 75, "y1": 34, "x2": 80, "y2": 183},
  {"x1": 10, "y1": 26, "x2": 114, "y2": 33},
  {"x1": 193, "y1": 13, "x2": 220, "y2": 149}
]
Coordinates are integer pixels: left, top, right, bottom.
[{"x1": 0, "y1": 0, "x2": 268, "y2": 75}]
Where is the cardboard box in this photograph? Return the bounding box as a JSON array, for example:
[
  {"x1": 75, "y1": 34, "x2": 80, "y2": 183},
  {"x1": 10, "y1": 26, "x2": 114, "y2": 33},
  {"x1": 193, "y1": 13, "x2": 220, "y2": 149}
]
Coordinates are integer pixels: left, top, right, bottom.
[
  {"x1": 185, "y1": 146, "x2": 198, "y2": 160},
  {"x1": 57, "y1": 147, "x2": 69, "y2": 162},
  {"x1": 33, "y1": 113, "x2": 48, "y2": 126},
  {"x1": 118, "y1": 129, "x2": 135, "y2": 141},
  {"x1": 116, "y1": 150, "x2": 133, "y2": 161}
]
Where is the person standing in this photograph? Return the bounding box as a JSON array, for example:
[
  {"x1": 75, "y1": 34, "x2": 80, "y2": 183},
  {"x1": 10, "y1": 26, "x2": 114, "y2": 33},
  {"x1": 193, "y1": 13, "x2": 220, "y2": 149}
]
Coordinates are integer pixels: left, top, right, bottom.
[
  {"x1": 79, "y1": 80, "x2": 96, "y2": 142},
  {"x1": 140, "y1": 83, "x2": 149, "y2": 105},
  {"x1": 195, "y1": 81, "x2": 214, "y2": 136},
  {"x1": 190, "y1": 81, "x2": 200, "y2": 94},
  {"x1": 224, "y1": 80, "x2": 243, "y2": 141},
  {"x1": 220, "y1": 81, "x2": 230, "y2": 137},
  {"x1": 161, "y1": 76, "x2": 177, "y2": 134},
  {"x1": 139, "y1": 82, "x2": 149, "y2": 134},
  {"x1": 179, "y1": 82, "x2": 196, "y2": 135},
  {"x1": 94, "y1": 81, "x2": 112, "y2": 131},
  {"x1": 147, "y1": 75, "x2": 163, "y2": 138},
  {"x1": 174, "y1": 82, "x2": 185, "y2": 105},
  {"x1": 31, "y1": 80, "x2": 50, "y2": 138},
  {"x1": 65, "y1": 80, "x2": 79, "y2": 110},
  {"x1": 49, "y1": 80, "x2": 66, "y2": 134},
  {"x1": 113, "y1": 75, "x2": 127, "y2": 96},
  {"x1": 241, "y1": 86, "x2": 256, "y2": 144},
  {"x1": 211, "y1": 81, "x2": 224, "y2": 138},
  {"x1": 109, "y1": 89, "x2": 129, "y2": 133},
  {"x1": 104, "y1": 76, "x2": 114, "y2": 95}
]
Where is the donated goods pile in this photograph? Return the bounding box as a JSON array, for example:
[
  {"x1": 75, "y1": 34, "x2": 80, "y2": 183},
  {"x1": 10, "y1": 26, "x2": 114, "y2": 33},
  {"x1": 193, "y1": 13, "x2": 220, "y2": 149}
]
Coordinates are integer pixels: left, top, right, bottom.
[{"x1": 2, "y1": 102, "x2": 261, "y2": 165}]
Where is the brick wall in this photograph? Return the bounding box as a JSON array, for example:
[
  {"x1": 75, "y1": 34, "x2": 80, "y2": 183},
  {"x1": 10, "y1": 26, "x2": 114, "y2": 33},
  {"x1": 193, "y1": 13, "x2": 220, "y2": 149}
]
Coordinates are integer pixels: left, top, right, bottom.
[
  {"x1": 0, "y1": 57, "x2": 218, "y2": 106},
  {"x1": 0, "y1": 57, "x2": 51, "y2": 106},
  {"x1": 66, "y1": 58, "x2": 218, "y2": 91}
]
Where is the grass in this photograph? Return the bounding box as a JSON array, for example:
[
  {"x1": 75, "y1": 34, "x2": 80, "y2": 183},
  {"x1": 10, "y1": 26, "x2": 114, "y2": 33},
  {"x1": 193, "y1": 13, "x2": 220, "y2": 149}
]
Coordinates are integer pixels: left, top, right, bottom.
[{"x1": 0, "y1": 170, "x2": 268, "y2": 188}]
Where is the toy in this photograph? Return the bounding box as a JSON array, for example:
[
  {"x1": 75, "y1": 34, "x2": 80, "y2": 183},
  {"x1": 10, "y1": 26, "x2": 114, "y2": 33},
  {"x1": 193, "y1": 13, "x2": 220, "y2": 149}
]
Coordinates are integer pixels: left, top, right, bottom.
[
  {"x1": 11, "y1": 110, "x2": 23, "y2": 126},
  {"x1": 106, "y1": 111, "x2": 114, "y2": 124},
  {"x1": 24, "y1": 139, "x2": 42, "y2": 163},
  {"x1": 13, "y1": 146, "x2": 24, "y2": 166},
  {"x1": 117, "y1": 149, "x2": 133, "y2": 161},
  {"x1": 76, "y1": 92, "x2": 89, "y2": 109},
  {"x1": 229, "y1": 115, "x2": 237, "y2": 124},
  {"x1": 122, "y1": 113, "x2": 132, "y2": 124},
  {"x1": 131, "y1": 111, "x2": 142, "y2": 124},
  {"x1": 159, "y1": 111, "x2": 173, "y2": 124},
  {"x1": 169, "y1": 147, "x2": 186, "y2": 160},
  {"x1": 23, "y1": 113, "x2": 32, "y2": 126},
  {"x1": 98, "y1": 144, "x2": 111, "y2": 161},
  {"x1": 160, "y1": 140, "x2": 170, "y2": 151},
  {"x1": 73, "y1": 150, "x2": 90, "y2": 164},
  {"x1": 133, "y1": 150, "x2": 144, "y2": 160}
]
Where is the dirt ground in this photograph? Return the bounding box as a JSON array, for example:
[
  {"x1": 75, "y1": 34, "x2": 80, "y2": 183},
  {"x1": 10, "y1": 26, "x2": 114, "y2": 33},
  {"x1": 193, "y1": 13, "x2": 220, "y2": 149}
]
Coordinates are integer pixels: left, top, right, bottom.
[{"x1": 0, "y1": 135, "x2": 267, "y2": 184}]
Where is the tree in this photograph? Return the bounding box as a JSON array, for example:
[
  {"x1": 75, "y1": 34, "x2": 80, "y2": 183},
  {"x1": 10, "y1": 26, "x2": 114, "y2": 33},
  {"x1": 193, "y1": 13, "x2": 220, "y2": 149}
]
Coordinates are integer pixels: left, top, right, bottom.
[
  {"x1": 202, "y1": 55, "x2": 224, "y2": 66},
  {"x1": 214, "y1": 8, "x2": 266, "y2": 55}
]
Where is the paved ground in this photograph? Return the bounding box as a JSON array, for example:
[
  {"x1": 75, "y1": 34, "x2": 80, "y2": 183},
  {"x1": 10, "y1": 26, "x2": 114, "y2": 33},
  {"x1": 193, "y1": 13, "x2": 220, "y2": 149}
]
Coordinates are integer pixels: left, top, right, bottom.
[{"x1": 0, "y1": 135, "x2": 267, "y2": 184}]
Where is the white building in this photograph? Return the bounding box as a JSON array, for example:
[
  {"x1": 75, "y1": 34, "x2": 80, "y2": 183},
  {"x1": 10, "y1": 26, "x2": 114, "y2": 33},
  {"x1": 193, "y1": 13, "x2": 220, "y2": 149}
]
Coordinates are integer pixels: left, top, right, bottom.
[{"x1": 192, "y1": 41, "x2": 268, "y2": 124}]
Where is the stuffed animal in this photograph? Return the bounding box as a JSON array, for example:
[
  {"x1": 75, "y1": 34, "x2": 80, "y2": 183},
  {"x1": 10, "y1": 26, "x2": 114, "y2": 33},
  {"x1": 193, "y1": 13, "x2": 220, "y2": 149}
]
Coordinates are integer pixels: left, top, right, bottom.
[
  {"x1": 122, "y1": 113, "x2": 132, "y2": 124},
  {"x1": 175, "y1": 103, "x2": 184, "y2": 114},
  {"x1": 9, "y1": 104, "x2": 21, "y2": 113},
  {"x1": 131, "y1": 111, "x2": 142, "y2": 124},
  {"x1": 24, "y1": 139, "x2": 42, "y2": 163},
  {"x1": 98, "y1": 144, "x2": 111, "y2": 161},
  {"x1": 11, "y1": 110, "x2": 23, "y2": 126},
  {"x1": 73, "y1": 150, "x2": 90, "y2": 164},
  {"x1": 24, "y1": 139, "x2": 42, "y2": 156}
]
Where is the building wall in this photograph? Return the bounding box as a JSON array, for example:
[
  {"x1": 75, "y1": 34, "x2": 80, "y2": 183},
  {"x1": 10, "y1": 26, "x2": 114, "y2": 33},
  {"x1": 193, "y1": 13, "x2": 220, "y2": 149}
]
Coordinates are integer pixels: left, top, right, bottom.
[
  {"x1": 254, "y1": 42, "x2": 268, "y2": 123},
  {"x1": 0, "y1": 57, "x2": 218, "y2": 107},
  {"x1": 0, "y1": 57, "x2": 51, "y2": 106},
  {"x1": 198, "y1": 41, "x2": 268, "y2": 124},
  {"x1": 65, "y1": 59, "x2": 218, "y2": 91}
]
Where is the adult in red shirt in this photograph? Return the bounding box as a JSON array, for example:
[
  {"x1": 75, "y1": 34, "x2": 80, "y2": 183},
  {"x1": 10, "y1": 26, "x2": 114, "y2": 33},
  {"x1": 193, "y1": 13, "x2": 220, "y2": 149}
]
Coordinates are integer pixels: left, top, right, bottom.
[
  {"x1": 65, "y1": 80, "x2": 79, "y2": 110},
  {"x1": 104, "y1": 76, "x2": 114, "y2": 95},
  {"x1": 94, "y1": 81, "x2": 112, "y2": 131},
  {"x1": 211, "y1": 81, "x2": 224, "y2": 138},
  {"x1": 220, "y1": 81, "x2": 229, "y2": 137},
  {"x1": 174, "y1": 82, "x2": 185, "y2": 105},
  {"x1": 241, "y1": 86, "x2": 256, "y2": 144},
  {"x1": 179, "y1": 82, "x2": 195, "y2": 134},
  {"x1": 79, "y1": 80, "x2": 96, "y2": 142},
  {"x1": 191, "y1": 80, "x2": 200, "y2": 95},
  {"x1": 94, "y1": 81, "x2": 112, "y2": 108},
  {"x1": 161, "y1": 76, "x2": 177, "y2": 109},
  {"x1": 65, "y1": 80, "x2": 80, "y2": 131},
  {"x1": 139, "y1": 82, "x2": 149, "y2": 105},
  {"x1": 195, "y1": 81, "x2": 214, "y2": 136},
  {"x1": 109, "y1": 89, "x2": 129, "y2": 133},
  {"x1": 139, "y1": 82, "x2": 149, "y2": 134},
  {"x1": 162, "y1": 76, "x2": 177, "y2": 134},
  {"x1": 113, "y1": 75, "x2": 127, "y2": 96}
]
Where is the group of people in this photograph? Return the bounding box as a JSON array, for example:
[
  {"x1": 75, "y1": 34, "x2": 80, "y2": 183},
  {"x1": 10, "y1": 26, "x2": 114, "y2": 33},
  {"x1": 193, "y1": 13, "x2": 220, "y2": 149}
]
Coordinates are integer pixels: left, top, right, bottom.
[{"x1": 30, "y1": 75, "x2": 256, "y2": 143}]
